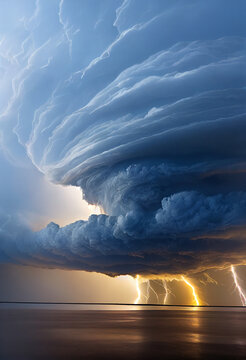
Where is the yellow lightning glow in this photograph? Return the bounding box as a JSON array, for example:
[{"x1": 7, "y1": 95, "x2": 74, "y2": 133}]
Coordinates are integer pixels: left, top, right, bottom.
[
  {"x1": 134, "y1": 275, "x2": 141, "y2": 304},
  {"x1": 231, "y1": 265, "x2": 246, "y2": 306},
  {"x1": 162, "y1": 280, "x2": 171, "y2": 304},
  {"x1": 148, "y1": 280, "x2": 159, "y2": 303},
  {"x1": 182, "y1": 276, "x2": 200, "y2": 306}
]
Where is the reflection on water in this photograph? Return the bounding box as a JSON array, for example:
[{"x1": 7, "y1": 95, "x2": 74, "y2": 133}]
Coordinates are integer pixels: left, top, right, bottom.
[{"x1": 0, "y1": 305, "x2": 246, "y2": 359}]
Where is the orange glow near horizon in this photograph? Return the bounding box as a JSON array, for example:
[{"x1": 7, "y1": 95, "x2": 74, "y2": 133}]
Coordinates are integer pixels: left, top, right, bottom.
[
  {"x1": 182, "y1": 276, "x2": 200, "y2": 306},
  {"x1": 162, "y1": 280, "x2": 171, "y2": 304},
  {"x1": 134, "y1": 275, "x2": 141, "y2": 304},
  {"x1": 231, "y1": 265, "x2": 246, "y2": 306}
]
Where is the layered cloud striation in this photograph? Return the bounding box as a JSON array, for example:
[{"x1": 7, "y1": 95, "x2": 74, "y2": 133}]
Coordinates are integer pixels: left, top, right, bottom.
[{"x1": 0, "y1": 0, "x2": 246, "y2": 275}]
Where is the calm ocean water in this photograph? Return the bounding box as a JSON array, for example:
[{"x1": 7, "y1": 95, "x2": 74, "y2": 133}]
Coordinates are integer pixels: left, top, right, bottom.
[{"x1": 0, "y1": 305, "x2": 246, "y2": 359}]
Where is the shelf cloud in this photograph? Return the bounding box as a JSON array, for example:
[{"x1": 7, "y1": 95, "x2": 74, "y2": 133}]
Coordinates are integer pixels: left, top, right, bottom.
[{"x1": 0, "y1": 0, "x2": 246, "y2": 276}]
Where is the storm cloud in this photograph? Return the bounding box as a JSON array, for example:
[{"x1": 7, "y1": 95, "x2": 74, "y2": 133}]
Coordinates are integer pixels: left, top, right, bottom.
[{"x1": 0, "y1": 0, "x2": 246, "y2": 276}]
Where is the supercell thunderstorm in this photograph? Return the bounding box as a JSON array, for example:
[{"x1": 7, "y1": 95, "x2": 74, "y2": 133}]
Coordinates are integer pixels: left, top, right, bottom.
[{"x1": 0, "y1": 0, "x2": 246, "y2": 278}]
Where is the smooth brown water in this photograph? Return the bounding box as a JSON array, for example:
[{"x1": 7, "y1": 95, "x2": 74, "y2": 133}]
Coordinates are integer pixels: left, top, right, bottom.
[{"x1": 0, "y1": 307, "x2": 246, "y2": 359}]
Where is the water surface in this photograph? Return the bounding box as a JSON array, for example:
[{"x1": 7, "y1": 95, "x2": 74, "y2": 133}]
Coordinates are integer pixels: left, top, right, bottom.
[{"x1": 0, "y1": 305, "x2": 246, "y2": 359}]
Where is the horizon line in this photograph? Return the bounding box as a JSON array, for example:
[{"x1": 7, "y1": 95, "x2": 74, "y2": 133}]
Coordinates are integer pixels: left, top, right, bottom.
[{"x1": 0, "y1": 301, "x2": 245, "y2": 308}]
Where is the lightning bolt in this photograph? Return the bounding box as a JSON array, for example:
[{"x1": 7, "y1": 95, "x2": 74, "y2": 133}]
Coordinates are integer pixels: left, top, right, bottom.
[
  {"x1": 139, "y1": 280, "x2": 161, "y2": 304},
  {"x1": 149, "y1": 280, "x2": 159, "y2": 303},
  {"x1": 134, "y1": 275, "x2": 141, "y2": 304},
  {"x1": 146, "y1": 280, "x2": 150, "y2": 303},
  {"x1": 231, "y1": 265, "x2": 246, "y2": 306},
  {"x1": 162, "y1": 279, "x2": 171, "y2": 304},
  {"x1": 144, "y1": 280, "x2": 159, "y2": 303},
  {"x1": 134, "y1": 275, "x2": 201, "y2": 306},
  {"x1": 182, "y1": 276, "x2": 200, "y2": 306}
]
